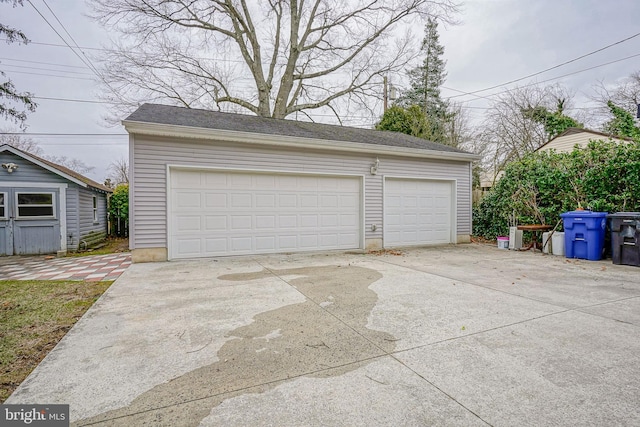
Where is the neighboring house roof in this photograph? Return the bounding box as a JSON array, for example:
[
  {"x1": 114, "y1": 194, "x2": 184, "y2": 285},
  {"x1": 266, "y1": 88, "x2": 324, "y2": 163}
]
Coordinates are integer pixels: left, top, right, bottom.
[
  {"x1": 0, "y1": 144, "x2": 112, "y2": 193},
  {"x1": 124, "y1": 103, "x2": 478, "y2": 161},
  {"x1": 536, "y1": 127, "x2": 634, "y2": 152}
]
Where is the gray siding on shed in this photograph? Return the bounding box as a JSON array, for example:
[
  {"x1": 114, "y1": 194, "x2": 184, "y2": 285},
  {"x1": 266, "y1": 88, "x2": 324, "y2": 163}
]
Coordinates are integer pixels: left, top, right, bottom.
[
  {"x1": 0, "y1": 151, "x2": 69, "y2": 184},
  {"x1": 66, "y1": 186, "x2": 80, "y2": 250},
  {"x1": 78, "y1": 187, "x2": 108, "y2": 243},
  {"x1": 131, "y1": 135, "x2": 472, "y2": 250}
]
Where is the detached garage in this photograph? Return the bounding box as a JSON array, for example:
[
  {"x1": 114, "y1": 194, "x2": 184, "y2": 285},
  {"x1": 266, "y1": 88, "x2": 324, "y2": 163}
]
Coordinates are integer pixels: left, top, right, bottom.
[{"x1": 124, "y1": 104, "x2": 478, "y2": 262}]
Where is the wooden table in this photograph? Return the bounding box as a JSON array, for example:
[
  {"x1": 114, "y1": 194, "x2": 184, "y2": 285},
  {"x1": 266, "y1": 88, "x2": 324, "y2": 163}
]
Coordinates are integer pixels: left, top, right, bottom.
[{"x1": 517, "y1": 224, "x2": 553, "y2": 252}]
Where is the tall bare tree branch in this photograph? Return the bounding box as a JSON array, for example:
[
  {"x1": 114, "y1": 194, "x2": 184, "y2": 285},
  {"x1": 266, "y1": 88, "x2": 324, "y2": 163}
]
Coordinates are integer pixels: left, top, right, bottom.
[{"x1": 88, "y1": 0, "x2": 459, "y2": 121}]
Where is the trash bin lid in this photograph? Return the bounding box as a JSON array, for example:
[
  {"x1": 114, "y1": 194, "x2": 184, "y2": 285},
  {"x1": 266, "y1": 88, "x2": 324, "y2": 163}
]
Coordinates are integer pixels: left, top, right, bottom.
[
  {"x1": 606, "y1": 212, "x2": 640, "y2": 219},
  {"x1": 560, "y1": 210, "x2": 608, "y2": 218}
]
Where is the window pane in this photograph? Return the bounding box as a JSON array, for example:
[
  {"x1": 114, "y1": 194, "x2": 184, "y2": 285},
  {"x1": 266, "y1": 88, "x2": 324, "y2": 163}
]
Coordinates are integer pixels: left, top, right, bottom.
[
  {"x1": 18, "y1": 206, "x2": 54, "y2": 217},
  {"x1": 18, "y1": 193, "x2": 53, "y2": 205},
  {"x1": 0, "y1": 193, "x2": 4, "y2": 205},
  {"x1": 0, "y1": 207, "x2": 4, "y2": 217},
  {"x1": 93, "y1": 196, "x2": 97, "y2": 209}
]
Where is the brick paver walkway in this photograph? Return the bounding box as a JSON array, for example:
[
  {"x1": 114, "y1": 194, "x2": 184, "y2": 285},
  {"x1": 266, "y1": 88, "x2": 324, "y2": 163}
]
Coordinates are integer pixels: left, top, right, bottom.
[{"x1": 0, "y1": 253, "x2": 131, "y2": 281}]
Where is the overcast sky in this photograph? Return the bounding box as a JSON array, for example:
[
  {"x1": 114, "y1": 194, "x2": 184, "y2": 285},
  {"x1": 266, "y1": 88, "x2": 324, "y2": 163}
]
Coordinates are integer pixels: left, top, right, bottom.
[{"x1": 2, "y1": 0, "x2": 639, "y2": 182}]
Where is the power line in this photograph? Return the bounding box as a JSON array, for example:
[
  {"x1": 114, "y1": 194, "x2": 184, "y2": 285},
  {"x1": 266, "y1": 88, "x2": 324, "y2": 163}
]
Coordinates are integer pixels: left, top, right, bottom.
[
  {"x1": 1, "y1": 63, "x2": 94, "y2": 76},
  {"x1": 32, "y1": 96, "x2": 107, "y2": 104},
  {"x1": 26, "y1": 1, "x2": 99, "y2": 77},
  {"x1": 461, "y1": 51, "x2": 640, "y2": 104},
  {"x1": 447, "y1": 31, "x2": 640, "y2": 100},
  {"x1": 0, "y1": 57, "x2": 87, "y2": 69},
  {"x1": 2, "y1": 69, "x2": 96, "y2": 81},
  {"x1": 41, "y1": 0, "x2": 103, "y2": 77}
]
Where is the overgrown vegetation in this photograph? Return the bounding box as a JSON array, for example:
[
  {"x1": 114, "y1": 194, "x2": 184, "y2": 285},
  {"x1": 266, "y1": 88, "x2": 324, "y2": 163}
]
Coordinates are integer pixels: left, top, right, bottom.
[
  {"x1": 1, "y1": 280, "x2": 112, "y2": 402},
  {"x1": 473, "y1": 139, "x2": 640, "y2": 239}
]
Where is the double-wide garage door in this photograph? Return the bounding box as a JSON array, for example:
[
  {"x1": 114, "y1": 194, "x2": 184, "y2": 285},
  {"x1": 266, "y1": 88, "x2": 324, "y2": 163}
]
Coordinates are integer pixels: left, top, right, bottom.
[
  {"x1": 384, "y1": 178, "x2": 453, "y2": 247},
  {"x1": 169, "y1": 169, "x2": 361, "y2": 259}
]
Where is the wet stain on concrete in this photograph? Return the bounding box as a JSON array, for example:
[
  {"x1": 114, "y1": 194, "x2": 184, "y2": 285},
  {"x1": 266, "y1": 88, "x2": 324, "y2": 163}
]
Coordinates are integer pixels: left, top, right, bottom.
[{"x1": 77, "y1": 265, "x2": 395, "y2": 426}]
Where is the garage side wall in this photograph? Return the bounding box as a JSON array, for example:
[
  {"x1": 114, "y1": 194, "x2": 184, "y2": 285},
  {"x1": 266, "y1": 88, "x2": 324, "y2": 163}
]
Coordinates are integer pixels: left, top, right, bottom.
[{"x1": 131, "y1": 135, "x2": 471, "y2": 261}]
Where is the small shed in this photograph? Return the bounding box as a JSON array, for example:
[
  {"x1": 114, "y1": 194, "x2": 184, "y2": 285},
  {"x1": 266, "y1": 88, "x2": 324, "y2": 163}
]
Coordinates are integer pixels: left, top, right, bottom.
[
  {"x1": 0, "y1": 144, "x2": 111, "y2": 256},
  {"x1": 124, "y1": 104, "x2": 478, "y2": 262}
]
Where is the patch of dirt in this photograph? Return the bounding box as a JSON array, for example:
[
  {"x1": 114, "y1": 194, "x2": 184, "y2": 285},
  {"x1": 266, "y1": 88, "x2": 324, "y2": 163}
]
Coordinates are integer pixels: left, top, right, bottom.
[{"x1": 367, "y1": 249, "x2": 405, "y2": 256}]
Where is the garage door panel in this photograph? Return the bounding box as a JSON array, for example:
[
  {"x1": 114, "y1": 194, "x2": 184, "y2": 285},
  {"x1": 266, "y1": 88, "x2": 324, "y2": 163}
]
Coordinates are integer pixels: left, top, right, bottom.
[
  {"x1": 385, "y1": 178, "x2": 452, "y2": 247},
  {"x1": 176, "y1": 238, "x2": 201, "y2": 255},
  {"x1": 300, "y1": 215, "x2": 318, "y2": 227},
  {"x1": 256, "y1": 215, "x2": 276, "y2": 229},
  {"x1": 174, "y1": 171, "x2": 202, "y2": 188},
  {"x1": 340, "y1": 214, "x2": 357, "y2": 226},
  {"x1": 205, "y1": 216, "x2": 227, "y2": 230},
  {"x1": 175, "y1": 192, "x2": 201, "y2": 208},
  {"x1": 205, "y1": 238, "x2": 227, "y2": 252},
  {"x1": 256, "y1": 194, "x2": 276, "y2": 207},
  {"x1": 278, "y1": 194, "x2": 297, "y2": 207},
  {"x1": 176, "y1": 215, "x2": 201, "y2": 231},
  {"x1": 170, "y1": 170, "x2": 361, "y2": 258}
]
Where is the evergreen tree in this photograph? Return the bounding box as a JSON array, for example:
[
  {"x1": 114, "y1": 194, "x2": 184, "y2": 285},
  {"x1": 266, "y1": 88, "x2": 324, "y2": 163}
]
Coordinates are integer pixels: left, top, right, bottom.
[
  {"x1": 397, "y1": 18, "x2": 449, "y2": 144},
  {"x1": 1, "y1": 0, "x2": 37, "y2": 129}
]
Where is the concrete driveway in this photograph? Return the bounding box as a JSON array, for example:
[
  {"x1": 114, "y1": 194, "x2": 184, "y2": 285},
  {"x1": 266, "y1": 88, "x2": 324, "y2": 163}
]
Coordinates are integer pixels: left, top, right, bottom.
[{"x1": 6, "y1": 244, "x2": 640, "y2": 426}]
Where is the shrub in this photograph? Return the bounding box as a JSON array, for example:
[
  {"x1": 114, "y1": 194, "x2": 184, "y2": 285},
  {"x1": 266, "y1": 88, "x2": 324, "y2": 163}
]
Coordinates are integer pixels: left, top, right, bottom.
[{"x1": 473, "y1": 139, "x2": 640, "y2": 239}]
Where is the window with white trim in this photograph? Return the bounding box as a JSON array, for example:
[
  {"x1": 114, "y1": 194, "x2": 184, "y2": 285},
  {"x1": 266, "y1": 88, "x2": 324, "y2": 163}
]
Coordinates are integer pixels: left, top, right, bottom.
[
  {"x1": 92, "y1": 195, "x2": 98, "y2": 223},
  {"x1": 16, "y1": 192, "x2": 55, "y2": 218},
  {"x1": 0, "y1": 192, "x2": 6, "y2": 219}
]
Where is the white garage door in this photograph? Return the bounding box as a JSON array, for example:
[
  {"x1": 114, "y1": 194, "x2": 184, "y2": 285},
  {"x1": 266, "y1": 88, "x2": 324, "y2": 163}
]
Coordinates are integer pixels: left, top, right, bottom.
[
  {"x1": 384, "y1": 178, "x2": 453, "y2": 247},
  {"x1": 169, "y1": 169, "x2": 361, "y2": 259}
]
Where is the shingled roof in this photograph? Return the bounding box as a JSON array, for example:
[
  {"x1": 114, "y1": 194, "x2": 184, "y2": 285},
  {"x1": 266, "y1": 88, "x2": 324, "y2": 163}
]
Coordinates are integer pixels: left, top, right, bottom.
[
  {"x1": 125, "y1": 103, "x2": 471, "y2": 155},
  {"x1": 0, "y1": 144, "x2": 112, "y2": 193}
]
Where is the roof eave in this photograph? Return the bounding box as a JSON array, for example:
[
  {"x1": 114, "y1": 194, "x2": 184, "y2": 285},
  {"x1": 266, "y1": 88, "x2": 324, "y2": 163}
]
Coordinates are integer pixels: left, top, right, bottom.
[
  {"x1": 123, "y1": 121, "x2": 480, "y2": 162},
  {"x1": 0, "y1": 144, "x2": 90, "y2": 188}
]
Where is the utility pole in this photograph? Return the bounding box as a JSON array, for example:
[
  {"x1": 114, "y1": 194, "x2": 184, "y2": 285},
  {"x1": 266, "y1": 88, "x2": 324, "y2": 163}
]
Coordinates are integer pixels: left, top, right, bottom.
[{"x1": 383, "y1": 76, "x2": 388, "y2": 112}]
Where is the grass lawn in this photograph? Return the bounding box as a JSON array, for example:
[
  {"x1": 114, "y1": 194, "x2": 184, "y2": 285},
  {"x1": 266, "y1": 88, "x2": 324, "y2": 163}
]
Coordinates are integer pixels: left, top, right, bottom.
[{"x1": 0, "y1": 280, "x2": 112, "y2": 402}]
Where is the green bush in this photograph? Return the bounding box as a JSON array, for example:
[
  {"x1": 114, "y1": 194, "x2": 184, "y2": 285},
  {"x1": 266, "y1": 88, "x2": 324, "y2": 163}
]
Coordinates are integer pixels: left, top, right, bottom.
[
  {"x1": 108, "y1": 184, "x2": 129, "y2": 220},
  {"x1": 473, "y1": 140, "x2": 640, "y2": 239}
]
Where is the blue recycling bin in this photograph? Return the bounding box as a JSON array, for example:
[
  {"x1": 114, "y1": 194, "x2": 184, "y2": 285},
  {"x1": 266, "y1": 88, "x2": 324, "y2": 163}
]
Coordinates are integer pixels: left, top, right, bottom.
[{"x1": 560, "y1": 211, "x2": 608, "y2": 261}]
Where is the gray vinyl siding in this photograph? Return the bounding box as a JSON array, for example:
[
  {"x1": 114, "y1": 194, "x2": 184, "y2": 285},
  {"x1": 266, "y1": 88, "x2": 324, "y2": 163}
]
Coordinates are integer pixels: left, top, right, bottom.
[
  {"x1": 0, "y1": 151, "x2": 69, "y2": 184},
  {"x1": 131, "y1": 135, "x2": 472, "y2": 250},
  {"x1": 78, "y1": 187, "x2": 108, "y2": 246},
  {"x1": 66, "y1": 186, "x2": 80, "y2": 251}
]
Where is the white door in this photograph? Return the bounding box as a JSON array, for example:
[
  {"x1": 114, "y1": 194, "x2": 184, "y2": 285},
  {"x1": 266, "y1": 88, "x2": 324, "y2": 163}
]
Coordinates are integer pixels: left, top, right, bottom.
[
  {"x1": 384, "y1": 178, "x2": 453, "y2": 247},
  {"x1": 169, "y1": 169, "x2": 362, "y2": 259}
]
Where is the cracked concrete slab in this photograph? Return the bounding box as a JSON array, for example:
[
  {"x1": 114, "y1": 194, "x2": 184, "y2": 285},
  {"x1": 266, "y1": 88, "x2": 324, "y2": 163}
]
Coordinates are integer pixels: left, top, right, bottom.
[
  {"x1": 6, "y1": 244, "x2": 640, "y2": 426},
  {"x1": 396, "y1": 309, "x2": 640, "y2": 426}
]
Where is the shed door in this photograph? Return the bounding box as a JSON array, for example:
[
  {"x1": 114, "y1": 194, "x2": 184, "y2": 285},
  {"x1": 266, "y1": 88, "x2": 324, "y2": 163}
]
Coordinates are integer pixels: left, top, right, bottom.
[
  {"x1": 0, "y1": 188, "x2": 60, "y2": 256},
  {"x1": 169, "y1": 169, "x2": 362, "y2": 259},
  {"x1": 384, "y1": 178, "x2": 453, "y2": 247}
]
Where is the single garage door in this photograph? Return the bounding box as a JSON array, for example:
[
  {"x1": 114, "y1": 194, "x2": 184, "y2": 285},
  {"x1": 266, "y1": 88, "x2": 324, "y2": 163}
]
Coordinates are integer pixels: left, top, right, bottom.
[
  {"x1": 384, "y1": 178, "x2": 453, "y2": 247},
  {"x1": 169, "y1": 169, "x2": 362, "y2": 259}
]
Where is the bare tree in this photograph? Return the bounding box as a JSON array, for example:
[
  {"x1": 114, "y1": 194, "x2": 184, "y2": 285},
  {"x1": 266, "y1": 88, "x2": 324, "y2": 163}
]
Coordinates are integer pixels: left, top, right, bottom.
[
  {"x1": 0, "y1": 130, "x2": 94, "y2": 175},
  {"x1": 88, "y1": 0, "x2": 459, "y2": 122},
  {"x1": 476, "y1": 84, "x2": 577, "y2": 178},
  {"x1": 444, "y1": 101, "x2": 471, "y2": 149},
  {"x1": 0, "y1": 128, "x2": 43, "y2": 155},
  {"x1": 107, "y1": 157, "x2": 129, "y2": 185}
]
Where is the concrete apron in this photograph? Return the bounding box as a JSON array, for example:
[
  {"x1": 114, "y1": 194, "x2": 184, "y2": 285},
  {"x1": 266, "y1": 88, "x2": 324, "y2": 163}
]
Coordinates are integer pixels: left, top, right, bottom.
[{"x1": 6, "y1": 245, "x2": 640, "y2": 426}]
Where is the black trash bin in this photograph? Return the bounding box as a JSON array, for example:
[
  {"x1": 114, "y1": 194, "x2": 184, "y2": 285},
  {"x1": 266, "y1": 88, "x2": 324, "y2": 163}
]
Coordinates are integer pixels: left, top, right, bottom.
[{"x1": 607, "y1": 212, "x2": 640, "y2": 266}]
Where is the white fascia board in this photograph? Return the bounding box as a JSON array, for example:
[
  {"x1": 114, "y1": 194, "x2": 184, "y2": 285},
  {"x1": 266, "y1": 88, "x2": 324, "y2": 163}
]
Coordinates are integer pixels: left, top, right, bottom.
[
  {"x1": 0, "y1": 144, "x2": 89, "y2": 188},
  {"x1": 122, "y1": 121, "x2": 481, "y2": 162}
]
